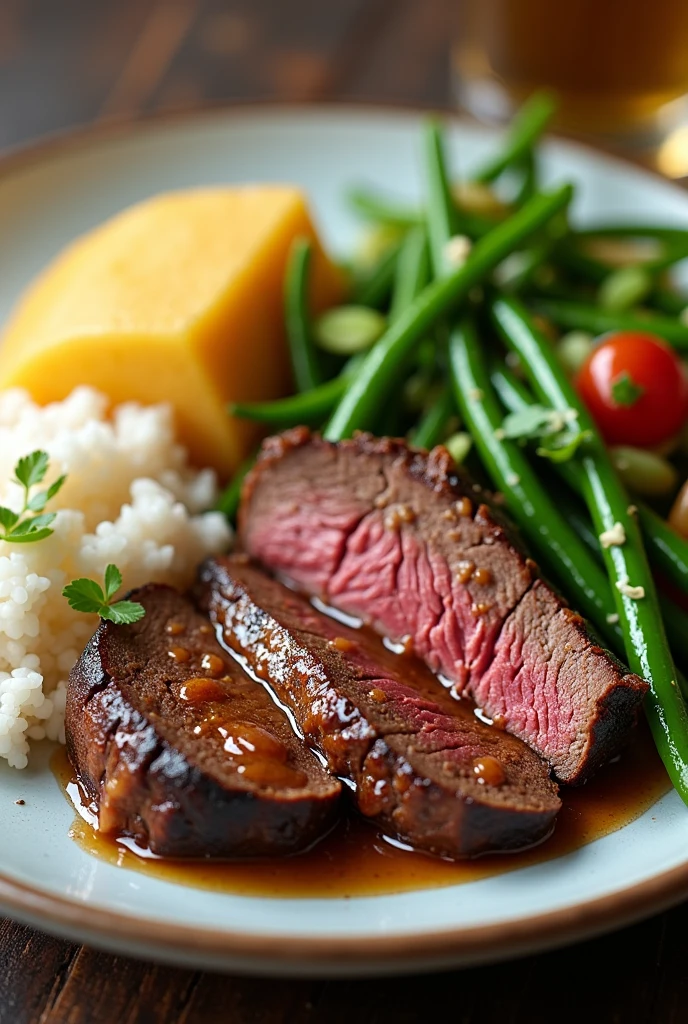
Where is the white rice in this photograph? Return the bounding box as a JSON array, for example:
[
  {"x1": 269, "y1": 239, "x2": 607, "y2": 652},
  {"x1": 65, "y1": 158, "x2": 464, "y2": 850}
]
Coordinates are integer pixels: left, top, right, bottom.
[{"x1": 0, "y1": 386, "x2": 232, "y2": 767}]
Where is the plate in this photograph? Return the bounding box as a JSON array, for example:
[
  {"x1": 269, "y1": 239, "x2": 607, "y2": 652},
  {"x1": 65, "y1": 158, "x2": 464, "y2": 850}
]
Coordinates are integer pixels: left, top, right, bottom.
[{"x1": 1, "y1": 106, "x2": 688, "y2": 977}]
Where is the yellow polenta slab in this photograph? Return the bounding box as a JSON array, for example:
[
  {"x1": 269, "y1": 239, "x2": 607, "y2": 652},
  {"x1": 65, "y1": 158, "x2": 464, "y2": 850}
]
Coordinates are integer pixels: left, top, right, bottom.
[{"x1": 0, "y1": 187, "x2": 345, "y2": 477}]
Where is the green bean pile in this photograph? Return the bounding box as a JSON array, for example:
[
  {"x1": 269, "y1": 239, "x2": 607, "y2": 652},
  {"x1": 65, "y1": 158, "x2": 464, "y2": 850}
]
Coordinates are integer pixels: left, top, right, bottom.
[{"x1": 221, "y1": 94, "x2": 688, "y2": 802}]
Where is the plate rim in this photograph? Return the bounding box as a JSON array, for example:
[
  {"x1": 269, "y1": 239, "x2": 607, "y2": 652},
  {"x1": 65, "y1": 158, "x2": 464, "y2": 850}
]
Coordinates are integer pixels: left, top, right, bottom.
[
  {"x1": 1, "y1": 101, "x2": 687, "y2": 971},
  {"x1": 2, "y1": 854, "x2": 688, "y2": 970},
  {"x1": 0, "y1": 97, "x2": 677, "y2": 193}
]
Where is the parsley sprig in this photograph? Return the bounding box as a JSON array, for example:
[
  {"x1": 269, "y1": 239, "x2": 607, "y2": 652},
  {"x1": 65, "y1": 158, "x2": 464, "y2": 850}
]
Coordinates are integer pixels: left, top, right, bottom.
[
  {"x1": 62, "y1": 565, "x2": 146, "y2": 625},
  {"x1": 0, "y1": 451, "x2": 66, "y2": 544},
  {"x1": 499, "y1": 405, "x2": 592, "y2": 463}
]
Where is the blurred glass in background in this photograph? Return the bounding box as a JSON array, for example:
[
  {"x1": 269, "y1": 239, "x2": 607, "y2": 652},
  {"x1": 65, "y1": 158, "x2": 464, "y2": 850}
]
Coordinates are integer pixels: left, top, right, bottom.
[{"x1": 454, "y1": 0, "x2": 688, "y2": 173}]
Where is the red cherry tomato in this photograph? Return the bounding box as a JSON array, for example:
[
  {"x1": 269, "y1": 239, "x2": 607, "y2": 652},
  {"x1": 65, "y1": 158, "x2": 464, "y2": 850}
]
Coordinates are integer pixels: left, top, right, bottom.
[{"x1": 576, "y1": 331, "x2": 688, "y2": 447}]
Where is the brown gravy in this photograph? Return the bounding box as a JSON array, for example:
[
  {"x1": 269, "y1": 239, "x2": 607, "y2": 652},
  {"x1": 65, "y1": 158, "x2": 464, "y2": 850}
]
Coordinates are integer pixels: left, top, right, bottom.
[{"x1": 52, "y1": 720, "x2": 669, "y2": 898}]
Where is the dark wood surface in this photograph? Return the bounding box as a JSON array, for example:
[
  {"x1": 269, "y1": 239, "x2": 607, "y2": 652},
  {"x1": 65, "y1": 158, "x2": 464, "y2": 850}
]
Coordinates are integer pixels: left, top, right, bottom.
[{"x1": 0, "y1": 2, "x2": 686, "y2": 1021}]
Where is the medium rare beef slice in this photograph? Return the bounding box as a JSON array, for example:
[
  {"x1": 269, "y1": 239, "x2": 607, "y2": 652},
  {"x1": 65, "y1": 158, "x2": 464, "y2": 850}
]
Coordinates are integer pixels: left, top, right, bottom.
[
  {"x1": 197, "y1": 556, "x2": 561, "y2": 859},
  {"x1": 66, "y1": 584, "x2": 340, "y2": 858},
  {"x1": 238, "y1": 429, "x2": 647, "y2": 783}
]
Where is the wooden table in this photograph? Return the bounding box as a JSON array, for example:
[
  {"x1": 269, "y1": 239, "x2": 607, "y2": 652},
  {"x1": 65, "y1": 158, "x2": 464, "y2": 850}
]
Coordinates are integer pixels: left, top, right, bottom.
[{"x1": 1, "y1": 2, "x2": 686, "y2": 1021}]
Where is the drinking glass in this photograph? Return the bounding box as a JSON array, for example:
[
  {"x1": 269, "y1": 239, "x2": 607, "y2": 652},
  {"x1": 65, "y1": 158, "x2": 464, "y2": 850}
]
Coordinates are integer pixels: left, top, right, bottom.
[{"x1": 453, "y1": 0, "x2": 688, "y2": 153}]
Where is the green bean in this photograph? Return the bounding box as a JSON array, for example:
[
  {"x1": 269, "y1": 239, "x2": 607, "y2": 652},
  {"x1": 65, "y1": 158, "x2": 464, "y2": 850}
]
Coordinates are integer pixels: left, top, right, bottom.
[
  {"x1": 284, "y1": 239, "x2": 321, "y2": 391},
  {"x1": 566, "y1": 496, "x2": 688, "y2": 686},
  {"x1": 229, "y1": 373, "x2": 349, "y2": 426},
  {"x1": 491, "y1": 361, "x2": 536, "y2": 415},
  {"x1": 389, "y1": 226, "x2": 430, "y2": 322},
  {"x1": 568, "y1": 227, "x2": 688, "y2": 275},
  {"x1": 493, "y1": 362, "x2": 688, "y2": 669},
  {"x1": 651, "y1": 286, "x2": 688, "y2": 317},
  {"x1": 474, "y1": 91, "x2": 557, "y2": 184},
  {"x1": 324, "y1": 185, "x2": 573, "y2": 441},
  {"x1": 492, "y1": 362, "x2": 688, "y2": 601},
  {"x1": 493, "y1": 363, "x2": 688, "y2": 679},
  {"x1": 552, "y1": 236, "x2": 688, "y2": 320},
  {"x1": 554, "y1": 237, "x2": 688, "y2": 307},
  {"x1": 215, "y1": 453, "x2": 256, "y2": 520},
  {"x1": 349, "y1": 94, "x2": 555, "y2": 233},
  {"x1": 352, "y1": 238, "x2": 404, "y2": 308},
  {"x1": 412, "y1": 387, "x2": 454, "y2": 449},
  {"x1": 576, "y1": 225, "x2": 688, "y2": 256},
  {"x1": 347, "y1": 188, "x2": 421, "y2": 228},
  {"x1": 354, "y1": 223, "x2": 406, "y2": 269},
  {"x1": 351, "y1": 222, "x2": 432, "y2": 437},
  {"x1": 576, "y1": 225, "x2": 688, "y2": 242},
  {"x1": 659, "y1": 602, "x2": 688, "y2": 690},
  {"x1": 512, "y1": 150, "x2": 538, "y2": 207},
  {"x1": 491, "y1": 294, "x2": 688, "y2": 803},
  {"x1": 495, "y1": 243, "x2": 556, "y2": 294},
  {"x1": 425, "y1": 122, "x2": 461, "y2": 274},
  {"x1": 389, "y1": 224, "x2": 435, "y2": 437},
  {"x1": 348, "y1": 187, "x2": 499, "y2": 242},
  {"x1": 553, "y1": 240, "x2": 609, "y2": 285},
  {"x1": 637, "y1": 503, "x2": 688, "y2": 596},
  {"x1": 449, "y1": 318, "x2": 621, "y2": 648},
  {"x1": 532, "y1": 298, "x2": 688, "y2": 347}
]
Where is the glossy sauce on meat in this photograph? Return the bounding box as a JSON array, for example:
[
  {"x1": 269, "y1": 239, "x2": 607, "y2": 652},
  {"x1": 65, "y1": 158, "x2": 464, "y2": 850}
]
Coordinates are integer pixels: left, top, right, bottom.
[
  {"x1": 59, "y1": 578, "x2": 666, "y2": 890},
  {"x1": 54, "y1": 712, "x2": 669, "y2": 899},
  {"x1": 197, "y1": 558, "x2": 562, "y2": 859}
]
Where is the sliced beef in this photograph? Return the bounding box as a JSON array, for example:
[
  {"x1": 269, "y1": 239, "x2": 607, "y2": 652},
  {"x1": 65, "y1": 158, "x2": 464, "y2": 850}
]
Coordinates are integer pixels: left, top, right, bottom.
[
  {"x1": 197, "y1": 556, "x2": 561, "y2": 860},
  {"x1": 238, "y1": 428, "x2": 648, "y2": 784},
  {"x1": 66, "y1": 584, "x2": 341, "y2": 858}
]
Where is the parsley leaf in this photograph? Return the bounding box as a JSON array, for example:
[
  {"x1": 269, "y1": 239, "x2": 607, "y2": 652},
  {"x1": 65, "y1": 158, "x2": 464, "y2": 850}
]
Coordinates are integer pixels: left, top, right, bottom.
[
  {"x1": 62, "y1": 565, "x2": 145, "y2": 625},
  {"x1": 537, "y1": 429, "x2": 593, "y2": 462},
  {"x1": 62, "y1": 577, "x2": 106, "y2": 614},
  {"x1": 27, "y1": 492, "x2": 49, "y2": 513},
  {"x1": 499, "y1": 403, "x2": 588, "y2": 464},
  {"x1": 501, "y1": 405, "x2": 562, "y2": 440},
  {"x1": 28, "y1": 475, "x2": 66, "y2": 513},
  {"x1": 8, "y1": 530, "x2": 55, "y2": 544},
  {"x1": 7, "y1": 513, "x2": 57, "y2": 544},
  {"x1": 0, "y1": 452, "x2": 66, "y2": 545},
  {"x1": 46, "y1": 475, "x2": 67, "y2": 501},
  {"x1": 611, "y1": 372, "x2": 644, "y2": 408},
  {"x1": 10, "y1": 513, "x2": 56, "y2": 535},
  {"x1": 0, "y1": 508, "x2": 19, "y2": 532},
  {"x1": 104, "y1": 563, "x2": 123, "y2": 601},
  {"x1": 14, "y1": 450, "x2": 49, "y2": 490},
  {"x1": 101, "y1": 601, "x2": 148, "y2": 625}
]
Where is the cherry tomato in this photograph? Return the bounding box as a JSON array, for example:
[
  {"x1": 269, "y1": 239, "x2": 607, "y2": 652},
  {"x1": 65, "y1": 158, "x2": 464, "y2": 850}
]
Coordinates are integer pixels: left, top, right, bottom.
[{"x1": 576, "y1": 331, "x2": 688, "y2": 447}]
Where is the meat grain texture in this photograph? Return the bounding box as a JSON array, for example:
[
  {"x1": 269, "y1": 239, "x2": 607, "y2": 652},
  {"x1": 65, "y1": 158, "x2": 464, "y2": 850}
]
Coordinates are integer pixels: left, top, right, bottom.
[
  {"x1": 198, "y1": 556, "x2": 561, "y2": 859},
  {"x1": 66, "y1": 584, "x2": 340, "y2": 857},
  {"x1": 239, "y1": 429, "x2": 648, "y2": 784}
]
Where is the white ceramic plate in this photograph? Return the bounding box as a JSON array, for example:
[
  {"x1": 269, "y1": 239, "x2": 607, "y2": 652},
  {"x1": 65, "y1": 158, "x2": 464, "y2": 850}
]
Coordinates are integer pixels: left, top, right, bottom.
[{"x1": 1, "y1": 107, "x2": 688, "y2": 977}]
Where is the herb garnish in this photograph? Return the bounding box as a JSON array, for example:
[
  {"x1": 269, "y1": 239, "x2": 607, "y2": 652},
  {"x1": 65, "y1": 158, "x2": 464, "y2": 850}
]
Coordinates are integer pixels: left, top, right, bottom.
[
  {"x1": 0, "y1": 451, "x2": 66, "y2": 544},
  {"x1": 611, "y1": 371, "x2": 644, "y2": 408},
  {"x1": 500, "y1": 404, "x2": 591, "y2": 463},
  {"x1": 63, "y1": 564, "x2": 146, "y2": 625}
]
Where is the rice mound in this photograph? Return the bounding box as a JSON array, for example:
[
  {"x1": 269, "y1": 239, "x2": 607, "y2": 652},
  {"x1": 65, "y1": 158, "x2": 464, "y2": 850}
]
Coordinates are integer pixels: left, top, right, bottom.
[{"x1": 0, "y1": 386, "x2": 232, "y2": 768}]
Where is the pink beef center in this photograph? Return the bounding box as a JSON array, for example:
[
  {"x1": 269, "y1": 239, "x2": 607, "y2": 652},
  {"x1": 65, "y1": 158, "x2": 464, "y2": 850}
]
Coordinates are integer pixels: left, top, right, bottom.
[
  {"x1": 328, "y1": 511, "x2": 505, "y2": 691},
  {"x1": 249, "y1": 507, "x2": 580, "y2": 756},
  {"x1": 247, "y1": 494, "x2": 365, "y2": 595}
]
